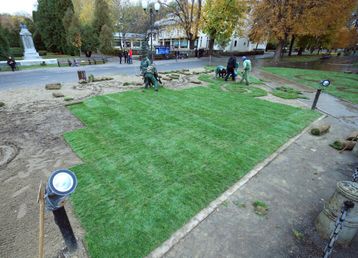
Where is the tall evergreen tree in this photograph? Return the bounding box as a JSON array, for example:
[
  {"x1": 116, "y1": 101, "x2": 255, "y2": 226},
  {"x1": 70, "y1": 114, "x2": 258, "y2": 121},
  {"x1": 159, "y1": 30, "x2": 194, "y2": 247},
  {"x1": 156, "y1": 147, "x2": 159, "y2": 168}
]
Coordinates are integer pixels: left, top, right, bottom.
[
  {"x1": 0, "y1": 25, "x2": 10, "y2": 60},
  {"x1": 35, "y1": 0, "x2": 74, "y2": 53},
  {"x1": 99, "y1": 24, "x2": 114, "y2": 54},
  {"x1": 81, "y1": 25, "x2": 98, "y2": 54},
  {"x1": 67, "y1": 15, "x2": 82, "y2": 56},
  {"x1": 93, "y1": 0, "x2": 113, "y2": 36}
]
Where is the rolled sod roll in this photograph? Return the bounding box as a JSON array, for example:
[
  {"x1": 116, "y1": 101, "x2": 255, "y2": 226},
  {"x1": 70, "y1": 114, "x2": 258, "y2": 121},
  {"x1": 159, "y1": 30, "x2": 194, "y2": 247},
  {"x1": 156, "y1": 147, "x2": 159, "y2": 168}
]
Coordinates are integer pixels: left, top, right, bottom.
[
  {"x1": 330, "y1": 140, "x2": 356, "y2": 151},
  {"x1": 346, "y1": 131, "x2": 358, "y2": 141},
  {"x1": 310, "y1": 125, "x2": 331, "y2": 136}
]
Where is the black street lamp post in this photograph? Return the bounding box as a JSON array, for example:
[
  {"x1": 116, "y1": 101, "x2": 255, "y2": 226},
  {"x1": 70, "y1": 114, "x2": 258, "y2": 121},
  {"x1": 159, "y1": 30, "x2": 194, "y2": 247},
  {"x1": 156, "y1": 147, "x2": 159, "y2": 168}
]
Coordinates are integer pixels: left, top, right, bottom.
[{"x1": 142, "y1": 1, "x2": 160, "y2": 62}]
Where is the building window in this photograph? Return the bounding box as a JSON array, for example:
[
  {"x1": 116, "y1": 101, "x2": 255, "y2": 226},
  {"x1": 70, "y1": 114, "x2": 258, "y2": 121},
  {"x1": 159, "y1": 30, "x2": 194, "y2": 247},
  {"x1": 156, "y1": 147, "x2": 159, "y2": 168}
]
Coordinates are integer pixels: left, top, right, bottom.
[
  {"x1": 180, "y1": 40, "x2": 188, "y2": 48},
  {"x1": 244, "y1": 42, "x2": 246, "y2": 46},
  {"x1": 234, "y1": 40, "x2": 237, "y2": 47}
]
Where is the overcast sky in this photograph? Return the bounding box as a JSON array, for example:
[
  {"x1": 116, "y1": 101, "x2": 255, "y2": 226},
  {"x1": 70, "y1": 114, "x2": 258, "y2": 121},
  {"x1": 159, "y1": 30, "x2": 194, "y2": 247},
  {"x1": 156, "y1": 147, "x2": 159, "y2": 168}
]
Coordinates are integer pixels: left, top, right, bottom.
[{"x1": 0, "y1": 0, "x2": 38, "y2": 15}]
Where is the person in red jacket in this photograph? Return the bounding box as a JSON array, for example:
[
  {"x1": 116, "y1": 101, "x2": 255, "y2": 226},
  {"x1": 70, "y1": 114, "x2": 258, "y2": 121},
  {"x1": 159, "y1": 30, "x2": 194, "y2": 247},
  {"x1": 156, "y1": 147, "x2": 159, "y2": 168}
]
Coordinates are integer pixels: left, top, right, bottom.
[{"x1": 128, "y1": 48, "x2": 133, "y2": 64}]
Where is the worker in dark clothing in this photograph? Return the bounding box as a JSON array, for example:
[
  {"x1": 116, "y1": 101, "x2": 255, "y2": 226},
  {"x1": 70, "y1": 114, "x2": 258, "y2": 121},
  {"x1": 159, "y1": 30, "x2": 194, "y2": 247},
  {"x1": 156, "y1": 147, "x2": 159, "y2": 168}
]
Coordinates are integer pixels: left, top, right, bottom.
[{"x1": 225, "y1": 55, "x2": 237, "y2": 81}]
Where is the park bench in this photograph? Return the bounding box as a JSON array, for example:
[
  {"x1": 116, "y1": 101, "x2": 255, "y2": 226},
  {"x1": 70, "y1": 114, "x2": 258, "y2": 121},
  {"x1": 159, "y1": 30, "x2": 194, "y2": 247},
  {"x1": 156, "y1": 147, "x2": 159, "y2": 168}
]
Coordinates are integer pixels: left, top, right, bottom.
[
  {"x1": 57, "y1": 57, "x2": 107, "y2": 67},
  {"x1": 0, "y1": 61, "x2": 20, "y2": 71}
]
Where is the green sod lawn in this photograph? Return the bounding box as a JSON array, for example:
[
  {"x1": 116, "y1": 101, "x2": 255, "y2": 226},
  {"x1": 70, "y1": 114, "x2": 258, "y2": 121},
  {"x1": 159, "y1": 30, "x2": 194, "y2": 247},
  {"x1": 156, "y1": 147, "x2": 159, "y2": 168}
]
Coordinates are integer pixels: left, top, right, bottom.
[
  {"x1": 263, "y1": 67, "x2": 358, "y2": 104},
  {"x1": 64, "y1": 77, "x2": 319, "y2": 257},
  {"x1": 272, "y1": 86, "x2": 308, "y2": 100},
  {"x1": 280, "y1": 55, "x2": 321, "y2": 63}
]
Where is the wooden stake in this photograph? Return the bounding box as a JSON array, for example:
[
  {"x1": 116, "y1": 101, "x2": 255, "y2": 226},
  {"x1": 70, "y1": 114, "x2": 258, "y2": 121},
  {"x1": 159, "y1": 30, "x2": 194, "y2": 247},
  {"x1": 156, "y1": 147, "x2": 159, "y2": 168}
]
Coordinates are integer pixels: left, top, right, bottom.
[{"x1": 37, "y1": 182, "x2": 45, "y2": 258}]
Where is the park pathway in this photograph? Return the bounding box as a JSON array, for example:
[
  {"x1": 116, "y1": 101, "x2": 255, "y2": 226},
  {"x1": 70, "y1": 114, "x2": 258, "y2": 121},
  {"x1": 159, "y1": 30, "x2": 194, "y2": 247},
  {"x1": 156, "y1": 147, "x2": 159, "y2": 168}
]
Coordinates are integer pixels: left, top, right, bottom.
[{"x1": 254, "y1": 69, "x2": 358, "y2": 128}]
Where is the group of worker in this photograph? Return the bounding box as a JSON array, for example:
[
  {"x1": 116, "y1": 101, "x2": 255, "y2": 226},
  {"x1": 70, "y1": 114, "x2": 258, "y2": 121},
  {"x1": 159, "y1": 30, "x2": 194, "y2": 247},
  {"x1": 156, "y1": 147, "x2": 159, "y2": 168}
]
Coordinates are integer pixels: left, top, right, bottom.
[
  {"x1": 139, "y1": 54, "x2": 252, "y2": 92},
  {"x1": 215, "y1": 56, "x2": 252, "y2": 85}
]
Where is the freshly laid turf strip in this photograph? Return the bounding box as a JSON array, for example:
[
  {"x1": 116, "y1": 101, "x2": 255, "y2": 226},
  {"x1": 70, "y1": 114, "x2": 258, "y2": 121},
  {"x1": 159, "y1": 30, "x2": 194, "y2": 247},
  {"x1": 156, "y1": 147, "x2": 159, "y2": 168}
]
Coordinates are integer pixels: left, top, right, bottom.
[
  {"x1": 263, "y1": 67, "x2": 358, "y2": 104},
  {"x1": 64, "y1": 80, "x2": 319, "y2": 257}
]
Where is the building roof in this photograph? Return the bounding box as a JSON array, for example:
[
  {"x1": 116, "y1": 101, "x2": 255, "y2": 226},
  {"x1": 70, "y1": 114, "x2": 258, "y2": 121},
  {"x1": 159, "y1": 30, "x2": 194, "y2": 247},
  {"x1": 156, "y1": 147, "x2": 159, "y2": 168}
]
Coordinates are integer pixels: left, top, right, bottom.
[
  {"x1": 113, "y1": 32, "x2": 146, "y2": 39},
  {"x1": 154, "y1": 14, "x2": 179, "y2": 27}
]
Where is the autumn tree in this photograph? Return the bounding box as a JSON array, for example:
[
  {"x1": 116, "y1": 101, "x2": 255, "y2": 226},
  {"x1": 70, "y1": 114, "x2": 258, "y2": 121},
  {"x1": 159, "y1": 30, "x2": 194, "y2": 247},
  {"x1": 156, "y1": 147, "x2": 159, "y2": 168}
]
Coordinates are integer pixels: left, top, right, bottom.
[
  {"x1": 0, "y1": 14, "x2": 35, "y2": 48},
  {"x1": 113, "y1": 0, "x2": 148, "y2": 48},
  {"x1": 73, "y1": 0, "x2": 95, "y2": 25},
  {"x1": 159, "y1": 0, "x2": 202, "y2": 49},
  {"x1": 202, "y1": 0, "x2": 247, "y2": 54},
  {"x1": 250, "y1": 0, "x2": 357, "y2": 62}
]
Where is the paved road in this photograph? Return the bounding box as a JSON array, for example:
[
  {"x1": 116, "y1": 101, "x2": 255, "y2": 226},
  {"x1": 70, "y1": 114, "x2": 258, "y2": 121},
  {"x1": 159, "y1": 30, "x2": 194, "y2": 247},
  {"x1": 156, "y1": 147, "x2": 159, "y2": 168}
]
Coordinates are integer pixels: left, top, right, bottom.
[
  {"x1": 0, "y1": 58, "x2": 214, "y2": 91},
  {"x1": 0, "y1": 53, "x2": 275, "y2": 91}
]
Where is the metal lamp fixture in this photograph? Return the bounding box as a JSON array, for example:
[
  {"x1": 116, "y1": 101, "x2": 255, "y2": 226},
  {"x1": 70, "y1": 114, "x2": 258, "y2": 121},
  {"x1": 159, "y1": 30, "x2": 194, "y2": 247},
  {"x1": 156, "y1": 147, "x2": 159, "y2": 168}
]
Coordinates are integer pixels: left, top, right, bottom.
[
  {"x1": 45, "y1": 169, "x2": 77, "y2": 211},
  {"x1": 142, "y1": 0, "x2": 161, "y2": 62},
  {"x1": 320, "y1": 80, "x2": 331, "y2": 88},
  {"x1": 312, "y1": 79, "x2": 331, "y2": 110},
  {"x1": 142, "y1": 1, "x2": 148, "y2": 10}
]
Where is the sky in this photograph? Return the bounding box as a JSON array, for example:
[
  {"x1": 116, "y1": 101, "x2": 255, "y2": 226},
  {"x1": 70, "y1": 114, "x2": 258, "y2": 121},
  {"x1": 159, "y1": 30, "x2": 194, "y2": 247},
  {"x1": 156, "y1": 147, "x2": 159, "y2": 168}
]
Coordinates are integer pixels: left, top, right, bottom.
[{"x1": 0, "y1": 0, "x2": 38, "y2": 15}]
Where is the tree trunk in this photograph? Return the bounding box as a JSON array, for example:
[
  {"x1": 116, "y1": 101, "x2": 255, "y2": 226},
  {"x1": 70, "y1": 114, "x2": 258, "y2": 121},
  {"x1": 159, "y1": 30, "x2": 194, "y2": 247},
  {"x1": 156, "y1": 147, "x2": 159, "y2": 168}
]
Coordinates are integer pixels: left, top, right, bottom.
[
  {"x1": 297, "y1": 47, "x2": 304, "y2": 56},
  {"x1": 208, "y1": 38, "x2": 215, "y2": 55},
  {"x1": 189, "y1": 39, "x2": 196, "y2": 50},
  {"x1": 273, "y1": 39, "x2": 285, "y2": 63},
  {"x1": 288, "y1": 35, "x2": 295, "y2": 56}
]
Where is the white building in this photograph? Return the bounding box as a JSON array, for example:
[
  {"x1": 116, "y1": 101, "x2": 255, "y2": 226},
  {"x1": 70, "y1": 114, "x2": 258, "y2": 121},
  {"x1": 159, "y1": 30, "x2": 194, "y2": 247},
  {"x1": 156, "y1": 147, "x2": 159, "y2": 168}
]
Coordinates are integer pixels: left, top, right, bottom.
[
  {"x1": 113, "y1": 32, "x2": 146, "y2": 49},
  {"x1": 150, "y1": 14, "x2": 266, "y2": 52}
]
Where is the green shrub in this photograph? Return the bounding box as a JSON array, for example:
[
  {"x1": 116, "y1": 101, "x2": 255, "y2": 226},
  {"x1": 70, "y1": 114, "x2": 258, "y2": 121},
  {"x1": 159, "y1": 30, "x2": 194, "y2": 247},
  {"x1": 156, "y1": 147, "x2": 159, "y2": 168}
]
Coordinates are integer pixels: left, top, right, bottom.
[
  {"x1": 10, "y1": 47, "x2": 23, "y2": 58},
  {"x1": 39, "y1": 50, "x2": 47, "y2": 56}
]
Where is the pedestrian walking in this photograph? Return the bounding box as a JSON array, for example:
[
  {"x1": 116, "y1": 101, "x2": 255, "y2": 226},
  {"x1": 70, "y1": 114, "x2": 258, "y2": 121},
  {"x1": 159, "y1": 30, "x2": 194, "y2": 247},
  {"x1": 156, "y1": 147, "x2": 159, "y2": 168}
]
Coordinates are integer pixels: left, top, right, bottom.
[
  {"x1": 239, "y1": 56, "x2": 252, "y2": 85},
  {"x1": 124, "y1": 50, "x2": 128, "y2": 64},
  {"x1": 118, "y1": 50, "x2": 123, "y2": 64},
  {"x1": 225, "y1": 55, "x2": 237, "y2": 81},
  {"x1": 175, "y1": 50, "x2": 179, "y2": 62}
]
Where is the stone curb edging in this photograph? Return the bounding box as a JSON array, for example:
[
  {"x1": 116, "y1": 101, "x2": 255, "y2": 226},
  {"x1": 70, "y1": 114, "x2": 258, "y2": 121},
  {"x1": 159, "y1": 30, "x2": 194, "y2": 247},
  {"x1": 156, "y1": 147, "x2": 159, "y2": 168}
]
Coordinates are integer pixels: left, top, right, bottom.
[{"x1": 146, "y1": 114, "x2": 327, "y2": 258}]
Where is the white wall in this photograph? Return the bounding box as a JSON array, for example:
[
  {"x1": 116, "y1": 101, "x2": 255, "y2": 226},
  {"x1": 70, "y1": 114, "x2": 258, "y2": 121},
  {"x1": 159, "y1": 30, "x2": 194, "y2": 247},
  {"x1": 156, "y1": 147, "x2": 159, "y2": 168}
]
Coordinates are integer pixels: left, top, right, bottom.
[{"x1": 150, "y1": 19, "x2": 267, "y2": 51}]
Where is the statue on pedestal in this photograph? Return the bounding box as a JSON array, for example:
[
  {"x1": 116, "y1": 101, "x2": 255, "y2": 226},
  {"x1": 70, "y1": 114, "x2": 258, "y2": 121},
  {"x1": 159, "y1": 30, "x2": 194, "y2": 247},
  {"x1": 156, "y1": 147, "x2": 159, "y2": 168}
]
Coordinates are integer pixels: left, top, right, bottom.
[{"x1": 20, "y1": 23, "x2": 41, "y2": 60}]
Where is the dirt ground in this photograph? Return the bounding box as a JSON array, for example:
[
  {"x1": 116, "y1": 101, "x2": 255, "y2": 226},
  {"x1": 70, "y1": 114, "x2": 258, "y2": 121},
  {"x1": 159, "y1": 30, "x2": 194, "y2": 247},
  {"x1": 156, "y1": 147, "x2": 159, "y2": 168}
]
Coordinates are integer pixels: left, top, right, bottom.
[
  {"x1": 0, "y1": 68, "x2": 213, "y2": 258},
  {"x1": 0, "y1": 68, "x2": 314, "y2": 258}
]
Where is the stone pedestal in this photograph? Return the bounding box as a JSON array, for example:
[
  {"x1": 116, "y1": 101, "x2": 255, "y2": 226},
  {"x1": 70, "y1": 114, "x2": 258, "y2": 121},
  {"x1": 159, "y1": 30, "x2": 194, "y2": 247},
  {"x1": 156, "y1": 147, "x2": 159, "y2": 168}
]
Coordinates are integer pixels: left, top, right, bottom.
[
  {"x1": 19, "y1": 24, "x2": 41, "y2": 60},
  {"x1": 315, "y1": 181, "x2": 358, "y2": 246}
]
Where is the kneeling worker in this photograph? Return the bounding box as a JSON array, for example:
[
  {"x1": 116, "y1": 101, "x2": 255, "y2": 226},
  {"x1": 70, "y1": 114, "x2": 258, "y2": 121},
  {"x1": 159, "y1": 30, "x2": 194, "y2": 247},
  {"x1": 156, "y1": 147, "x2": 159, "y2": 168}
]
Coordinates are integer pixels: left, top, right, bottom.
[{"x1": 144, "y1": 64, "x2": 159, "y2": 91}]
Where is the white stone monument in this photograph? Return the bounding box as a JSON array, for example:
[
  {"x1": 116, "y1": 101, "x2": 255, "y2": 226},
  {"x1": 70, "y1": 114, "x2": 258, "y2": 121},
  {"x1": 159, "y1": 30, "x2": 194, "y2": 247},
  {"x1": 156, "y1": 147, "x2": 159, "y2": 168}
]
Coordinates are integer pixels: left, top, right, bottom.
[{"x1": 20, "y1": 23, "x2": 41, "y2": 60}]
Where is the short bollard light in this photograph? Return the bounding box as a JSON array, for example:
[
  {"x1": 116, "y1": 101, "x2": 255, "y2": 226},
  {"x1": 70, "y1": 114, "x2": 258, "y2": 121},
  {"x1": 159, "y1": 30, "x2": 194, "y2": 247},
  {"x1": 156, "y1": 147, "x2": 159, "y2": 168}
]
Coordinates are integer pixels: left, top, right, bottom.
[
  {"x1": 45, "y1": 169, "x2": 77, "y2": 210},
  {"x1": 311, "y1": 79, "x2": 330, "y2": 110},
  {"x1": 45, "y1": 169, "x2": 78, "y2": 252}
]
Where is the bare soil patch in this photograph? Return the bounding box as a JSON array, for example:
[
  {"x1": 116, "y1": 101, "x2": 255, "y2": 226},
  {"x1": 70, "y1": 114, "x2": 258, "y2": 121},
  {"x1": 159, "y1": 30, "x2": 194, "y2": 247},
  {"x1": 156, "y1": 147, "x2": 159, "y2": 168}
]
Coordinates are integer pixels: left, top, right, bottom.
[{"x1": 0, "y1": 71, "x2": 209, "y2": 258}]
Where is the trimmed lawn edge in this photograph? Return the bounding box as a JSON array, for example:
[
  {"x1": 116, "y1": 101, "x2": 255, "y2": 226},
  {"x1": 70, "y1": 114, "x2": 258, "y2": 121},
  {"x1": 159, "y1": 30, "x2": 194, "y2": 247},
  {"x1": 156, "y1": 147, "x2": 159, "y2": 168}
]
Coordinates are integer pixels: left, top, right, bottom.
[
  {"x1": 147, "y1": 114, "x2": 327, "y2": 258},
  {"x1": 261, "y1": 67, "x2": 358, "y2": 105}
]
